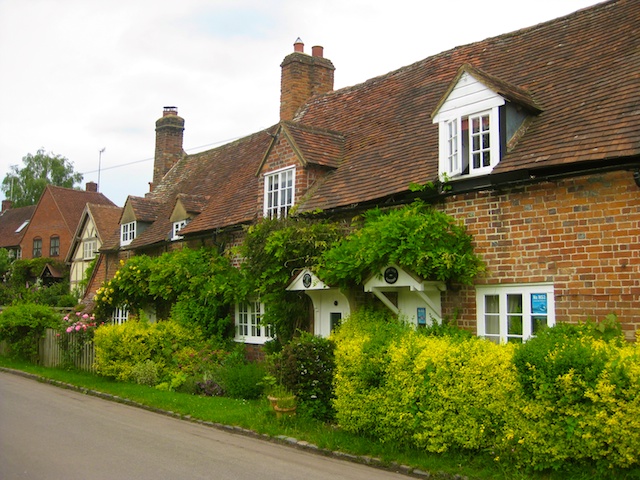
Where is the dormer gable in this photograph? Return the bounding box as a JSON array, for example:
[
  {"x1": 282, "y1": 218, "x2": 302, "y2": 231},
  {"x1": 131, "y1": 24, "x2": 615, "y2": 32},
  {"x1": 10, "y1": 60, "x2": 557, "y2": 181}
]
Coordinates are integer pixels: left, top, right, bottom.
[
  {"x1": 256, "y1": 122, "x2": 345, "y2": 220},
  {"x1": 169, "y1": 194, "x2": 208, "y2": 240},
  {"x1": 120, "y1": 196, "x2": 161, "y2": 247},
  {"x1": 432, "y1": 64, "x2": 541, "y2": 181}
]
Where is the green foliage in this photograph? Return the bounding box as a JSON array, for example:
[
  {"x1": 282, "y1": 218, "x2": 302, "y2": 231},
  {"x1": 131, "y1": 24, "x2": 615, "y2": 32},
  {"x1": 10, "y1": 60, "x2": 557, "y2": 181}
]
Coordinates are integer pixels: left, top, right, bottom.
[
  {"x1": 2, "y1": 149, "x2": 83, "y2": 207},
  {"x1": 238, "y1": 218, "x2": 343, "y2": 343},
  {"x1": 0, "y1": 303, "x2": 61, "y2": 360},
  {"x1": 318, "y1": 201, "x2": 484, "y2": 288},
  {"x1": 273, "y1": 332, "x2": 336, "y2": 421},
  {"x1": 131, "y1": 359, "x2": 160, "y2": 386},
  {"x1": 93, "y1": 319, "x2": 204, "y2": 383},
  {"x1": 2, "y1": 258, "x2": 72, "y2": 307},
  {"x1": 215, "y1": 347, "x2": 266, "y2": 399},
  {"x1": 0, "y1": 248, "x2": 11, "y2": 278},
  {"x1": 332, "y1": 312, "x2": 640, "y2": 474},
  {"x1": 93, "y1": 248, "x2": 238, "y2": 339}
]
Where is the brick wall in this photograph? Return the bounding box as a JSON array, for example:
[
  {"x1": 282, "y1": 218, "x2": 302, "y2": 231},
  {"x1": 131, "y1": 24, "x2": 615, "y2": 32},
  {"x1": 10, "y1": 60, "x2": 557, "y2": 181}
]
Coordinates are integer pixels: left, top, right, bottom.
[
  {"x1": 19, "y1": 189, "x2": 69, "y2": 260},
  {"x1": 440, "y1": 170, "x2": 640, "y2": 339}
]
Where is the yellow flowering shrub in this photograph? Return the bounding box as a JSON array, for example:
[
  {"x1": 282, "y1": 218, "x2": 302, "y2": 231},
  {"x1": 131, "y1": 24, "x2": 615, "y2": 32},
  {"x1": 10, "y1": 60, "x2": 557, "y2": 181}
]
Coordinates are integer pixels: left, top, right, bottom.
[
  {"x1": 333, "y1": 311, "x2": 640, "y2": 473},
  {"x1": 94, "y1": 318, "x2": 203, "y2": 383}
]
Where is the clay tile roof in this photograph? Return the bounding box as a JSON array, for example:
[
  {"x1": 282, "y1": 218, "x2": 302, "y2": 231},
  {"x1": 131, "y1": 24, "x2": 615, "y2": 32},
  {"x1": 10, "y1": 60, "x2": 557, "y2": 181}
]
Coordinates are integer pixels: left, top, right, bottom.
[
  {"x1": 0, "y1": 204, "x2": 36, "y2": 248},
  {"x1": 47, "y1": 185, "x2": 117, "y2": 231},
  {"x1": 132, "y1": 128, "x2": 275, "y2": 245},
  {"x1": 88, "y1": 204, "x2": 123, "y2": 243},
  {"x1": 280, "y1": 122, "x2": 345, "y2": 169},
  {"x1": 293, "y1": 0, "x2": 640, "y2": 213},
  {"x1": 175, "y1": 194, "x2": 209, "y2": 214},
  {"x1": 128, "y1": 196, "x2": 161, "y2": 223}
]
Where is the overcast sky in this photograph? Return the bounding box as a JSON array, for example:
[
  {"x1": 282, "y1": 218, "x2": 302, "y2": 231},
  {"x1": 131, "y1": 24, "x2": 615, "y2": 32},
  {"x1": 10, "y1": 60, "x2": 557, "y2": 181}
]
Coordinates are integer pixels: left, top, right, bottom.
[{"x1": 0, "y1": 0, "x2": 603, "y2": 207}]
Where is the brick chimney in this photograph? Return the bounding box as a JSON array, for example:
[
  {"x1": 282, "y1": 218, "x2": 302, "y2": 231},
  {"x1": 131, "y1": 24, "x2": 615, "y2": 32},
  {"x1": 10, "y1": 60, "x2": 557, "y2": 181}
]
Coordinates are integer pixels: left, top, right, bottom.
[
  {"x1": 2, "y1": 199, "x2": 11, "y2": 212},
  {"x1": 85, "y1": 181, "x2": 98, "y2": 192},
  {"x1": 153, "y1": 106, "x2": 185, "y2": 187},
  {"x1": 280, "y1": 38, "x2": 335, "y2": 121}
]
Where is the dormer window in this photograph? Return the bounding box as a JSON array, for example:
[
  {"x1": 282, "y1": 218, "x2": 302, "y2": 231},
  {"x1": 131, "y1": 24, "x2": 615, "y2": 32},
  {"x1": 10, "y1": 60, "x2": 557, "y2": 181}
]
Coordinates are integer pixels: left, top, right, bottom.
[
  {"x1": 264, "y1": 166, "x2": 295, "y2": 219},
  {"x1": 172, "y1": 220, "x2": 188, "y2": 240},
  {"x1": 433, "y1": 65, "x2": 541, "y2": 182},
  {"x1": 443, "y1": 110, "x2": 497, "y2": 177},
  {"x1": 121, "y1": 221, "x2": 136, "y2": 246}
]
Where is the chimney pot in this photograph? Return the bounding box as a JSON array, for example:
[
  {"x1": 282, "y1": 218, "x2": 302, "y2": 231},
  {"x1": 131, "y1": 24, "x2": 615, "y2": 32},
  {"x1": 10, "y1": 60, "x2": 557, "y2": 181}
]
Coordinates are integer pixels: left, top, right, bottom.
[
  {"x1": 294, "y1": 38, "x2": 304, "y2": 53},
  {"x1": 163, "y1": 106, "x2": 178, "y2": 117},
  {"x1": 312, "y1": 45, "x2": 323, "y2": 58}
]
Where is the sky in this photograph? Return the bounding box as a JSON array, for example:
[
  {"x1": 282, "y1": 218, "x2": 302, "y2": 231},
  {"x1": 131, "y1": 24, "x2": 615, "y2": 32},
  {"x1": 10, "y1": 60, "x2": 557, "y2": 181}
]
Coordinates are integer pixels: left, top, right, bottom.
[{"x1": 0, "y1": 0, "x2": 604, "y2": 207}]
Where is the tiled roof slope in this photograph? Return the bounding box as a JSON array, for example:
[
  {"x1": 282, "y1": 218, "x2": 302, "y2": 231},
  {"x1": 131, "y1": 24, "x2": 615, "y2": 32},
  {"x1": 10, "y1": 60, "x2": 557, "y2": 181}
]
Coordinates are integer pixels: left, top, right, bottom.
[
  {"x1": 48, "y1": 185, "x2": 117, "y2": 232},
  {"x1": 0, "y1": 205, "x2": 35, "y2": 248},
  {"x1": 135, "y1": 128, "x2": 275, "y2": 245},
  {"x1": 293, "y1": 0, "x2": 639, "y2": 212},
  {"x1": 281, "y1": 122, "x2": 345, "y2": 169},
  {"x1": 89, "y1": 204, "x2": 123, "y2": 243}
]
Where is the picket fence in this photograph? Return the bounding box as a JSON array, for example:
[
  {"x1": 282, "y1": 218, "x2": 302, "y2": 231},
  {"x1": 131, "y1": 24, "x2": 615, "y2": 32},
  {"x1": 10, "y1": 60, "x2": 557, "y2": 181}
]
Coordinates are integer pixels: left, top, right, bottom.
[{"x1": 40, "y1": 328, "x2": 96, "y2": 372}]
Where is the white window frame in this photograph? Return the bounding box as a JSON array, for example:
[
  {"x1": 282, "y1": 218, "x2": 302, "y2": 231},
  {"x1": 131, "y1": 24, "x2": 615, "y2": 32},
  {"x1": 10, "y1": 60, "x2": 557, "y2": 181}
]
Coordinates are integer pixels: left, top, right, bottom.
[
  {"x1": 439, "y1": 107, "x2": 500, "y2": 180},
  {"x1": 120, "y1": 222, "x2": 136, "y2": 246},
  {"x1": 235, "y1": 301, "x2": 272, "y2": 344},
  {"x1": 83, "y1": 239, "x2": 97, "y2": 260},
  {"x1": 264, "y1": 166, "x2": 295, "y2": 219},
  {"x1": 476, "y1": 283, "x2": 555, "y2": 344},
  {"x1": 172, "y1": 220, "x2": 188, "y2": 241}
]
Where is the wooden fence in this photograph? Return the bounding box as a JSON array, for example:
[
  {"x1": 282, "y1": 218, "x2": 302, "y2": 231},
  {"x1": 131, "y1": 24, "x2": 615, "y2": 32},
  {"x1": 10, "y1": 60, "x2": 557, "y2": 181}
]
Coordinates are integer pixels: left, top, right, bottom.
[{"x1": 39, "y1": 328, "x2": 96, "y2": 372}]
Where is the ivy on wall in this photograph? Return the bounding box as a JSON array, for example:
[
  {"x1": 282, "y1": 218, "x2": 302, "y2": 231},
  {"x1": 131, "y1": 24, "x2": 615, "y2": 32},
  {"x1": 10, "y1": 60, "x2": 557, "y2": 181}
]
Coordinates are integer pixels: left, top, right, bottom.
[
  {"x1": 317, "y1": 201, "x2": 485, "y2": 288},
  {"x1": 93, "y1": 203, "x2": 483, "y2": 342}
]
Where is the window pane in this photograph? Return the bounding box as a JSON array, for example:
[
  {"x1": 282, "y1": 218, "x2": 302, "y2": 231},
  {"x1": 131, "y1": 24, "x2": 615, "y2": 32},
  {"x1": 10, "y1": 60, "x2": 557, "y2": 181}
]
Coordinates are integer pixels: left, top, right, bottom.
[
  {"x1": 508, "y1": 316, "x2": 523, "y2": 335},
  {"x1": 507, "y1": 294, "x2": 522, "y2": 313},
  {"x1": 485, "y1": 295, "x2": 499, "y2": 313},
  {"x1": 485, "y1": 315, "x2": 500, "y2": 335},
  {"x1": 532, "y1": 316, "x2": 548, "y2": 334}
]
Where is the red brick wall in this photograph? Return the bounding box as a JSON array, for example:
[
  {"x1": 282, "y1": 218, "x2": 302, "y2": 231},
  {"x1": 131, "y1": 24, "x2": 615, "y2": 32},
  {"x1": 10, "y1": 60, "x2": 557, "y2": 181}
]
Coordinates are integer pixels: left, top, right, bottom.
[
  {"x1": 19, "y1": 189, "x2": 70, "y2": 260},
  {"x1": 440, "y1": 170, "x2": 640, "y2": 339},
  {"x1": 280, "y1": 52, "x2": 334, "y2": 121}
]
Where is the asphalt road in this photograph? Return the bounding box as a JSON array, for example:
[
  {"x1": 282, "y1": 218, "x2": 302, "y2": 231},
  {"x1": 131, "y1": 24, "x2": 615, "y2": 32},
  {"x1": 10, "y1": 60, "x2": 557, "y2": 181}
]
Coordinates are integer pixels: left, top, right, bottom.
[{"x1": 0, "y1": 371, "x2": 408, "y2": 480}]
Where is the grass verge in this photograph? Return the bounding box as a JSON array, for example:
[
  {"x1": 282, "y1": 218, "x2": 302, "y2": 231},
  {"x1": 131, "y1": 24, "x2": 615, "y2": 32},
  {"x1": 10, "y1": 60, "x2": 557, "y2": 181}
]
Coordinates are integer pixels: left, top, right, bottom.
[{"x1": 0, "y1": 356, "x2": 636, "y2": 480}]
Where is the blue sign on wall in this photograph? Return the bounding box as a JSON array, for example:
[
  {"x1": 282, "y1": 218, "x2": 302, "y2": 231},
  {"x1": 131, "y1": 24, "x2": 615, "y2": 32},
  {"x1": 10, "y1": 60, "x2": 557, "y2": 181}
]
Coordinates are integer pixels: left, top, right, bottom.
[
  {"x1": 531, "y1": 293, "x2": 547, "y2": 314},
  {"x1": 417, "y1": 307, "x2": 427, "y2": 325}
]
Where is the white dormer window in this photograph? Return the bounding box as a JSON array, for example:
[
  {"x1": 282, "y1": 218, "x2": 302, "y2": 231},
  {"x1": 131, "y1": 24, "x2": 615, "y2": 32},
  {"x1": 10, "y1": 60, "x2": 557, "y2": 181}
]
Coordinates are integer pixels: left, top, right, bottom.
[
  {"x1": 235, "y1": 301, "x2": 272, "y2": 344},
  {"x1": 264, "y1": 167, "x2": 295, "y2": 219},
  {"x1": 433, "y1": 71, "x2": 505, "y2": 180},
  {"x1": 172, "y1": 220, "x2": 188, "y2": 240},
  {"x1": 121, "y1": 221, "x2": 136, "y2": 246}
]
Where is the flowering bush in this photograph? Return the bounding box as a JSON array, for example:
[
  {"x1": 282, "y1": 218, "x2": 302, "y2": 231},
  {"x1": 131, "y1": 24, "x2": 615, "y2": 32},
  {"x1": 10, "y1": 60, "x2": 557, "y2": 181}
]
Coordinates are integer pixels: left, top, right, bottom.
[
  {"x1": 332, "y1": 310, "x2": 640, "y2": 475},
  {"x1": 57, "y1": 312, "x2": 103, "y2": 366}
]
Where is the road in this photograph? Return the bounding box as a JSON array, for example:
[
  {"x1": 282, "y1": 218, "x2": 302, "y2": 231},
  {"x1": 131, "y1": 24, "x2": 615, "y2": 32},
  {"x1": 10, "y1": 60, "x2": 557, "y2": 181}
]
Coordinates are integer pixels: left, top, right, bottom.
[{"x1": 0, "y1": 371, "x2": 408, "y2": 480}]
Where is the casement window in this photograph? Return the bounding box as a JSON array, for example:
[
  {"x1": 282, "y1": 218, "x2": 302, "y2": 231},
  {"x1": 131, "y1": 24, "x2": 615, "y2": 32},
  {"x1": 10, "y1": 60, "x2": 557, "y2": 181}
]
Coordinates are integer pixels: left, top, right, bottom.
[
  {"x1": 111, "y1": 307, "x2": 129, "y2": 325},
  {"x1": 50, "y1": 236, "x2": 60, "y2": 257},
  {"x1": 440, "y1": 109, "x2": 499, "y2": 178},
  {"x1": 476, "y1": 284, "x2": 555, "y2": 344},
  {"x1": 120, "y1": 222, "x2": 136, "y2": 246},
  {"x1": 33, "y1": 238, "x2": 42, "y2": 258},
  {"x1": 235, "y1": 301, "x2": 272, "y2": 344},
  {"x1": 264, "y1": 167, "x2": 295, "y2": 219},
  {"x1": 172, "y1": 220, "x2": 188, "y2": 241},
  {"x1": 83, "y1": 239, "x2": 97, "y2": 260}
]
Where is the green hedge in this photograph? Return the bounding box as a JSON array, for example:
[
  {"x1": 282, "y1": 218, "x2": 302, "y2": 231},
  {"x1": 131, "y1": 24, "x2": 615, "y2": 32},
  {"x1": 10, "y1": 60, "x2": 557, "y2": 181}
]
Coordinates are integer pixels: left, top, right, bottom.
[
  {"x1": 332, "y1": 310, "x2": 640, "y2": 474},
  {"x1": 0, "y1": 303, "x2": 61, "y2": 360},
  {"x1": 93, "y1": 319, "x2": 204, "y2": 383}
]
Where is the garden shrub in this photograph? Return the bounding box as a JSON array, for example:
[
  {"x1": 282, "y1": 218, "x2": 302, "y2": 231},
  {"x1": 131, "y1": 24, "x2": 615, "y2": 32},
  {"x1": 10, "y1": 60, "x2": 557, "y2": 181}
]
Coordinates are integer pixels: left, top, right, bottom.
[
  {"x1": 0, "y1": 303, "x2": 61, "y2": 360},
  {"x1": 276, "y1": 331, "x2": 336, "y2": 421},
  {"x1": 131, "y1": 359, "x2": 160, "y2": 386},
  {"x1": 215, "y1": 347, "x2": 266, "y2": 399},
  {"x1": 333, "y1": 312, "x2": 640, "y2": 475},
  {"x1": 93, "y1": 319, "x2": 204, "y2": 383}
]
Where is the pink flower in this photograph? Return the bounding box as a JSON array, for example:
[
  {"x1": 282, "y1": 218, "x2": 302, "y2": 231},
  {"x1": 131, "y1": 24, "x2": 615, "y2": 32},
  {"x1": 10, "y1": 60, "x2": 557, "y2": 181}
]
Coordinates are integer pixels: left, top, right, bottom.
[
  {"x1": 83, "y1": 325, "x2": 87, "y2": 331},
  {"x1": 82, "y1": 313, "x2": 89, "y2": 319},
  {"x1": 75, "y1": 325, "x2": 82, "y2": 331},
  {"x1": 66, "y1": 327, "x2": 73, "y2": 333},
  {"x1": 76, "y1": 312, "x2": 81, "y2": 316},
  {"x1": 63, "y1": 316, "x2": 69, "y2": 322}
]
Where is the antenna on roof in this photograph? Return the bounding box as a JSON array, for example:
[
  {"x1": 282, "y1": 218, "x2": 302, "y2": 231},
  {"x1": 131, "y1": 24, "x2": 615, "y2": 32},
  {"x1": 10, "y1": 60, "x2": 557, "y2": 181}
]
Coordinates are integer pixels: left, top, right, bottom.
[{"x1": 97, "y1": 148, "x2": 106, "y2": 192}]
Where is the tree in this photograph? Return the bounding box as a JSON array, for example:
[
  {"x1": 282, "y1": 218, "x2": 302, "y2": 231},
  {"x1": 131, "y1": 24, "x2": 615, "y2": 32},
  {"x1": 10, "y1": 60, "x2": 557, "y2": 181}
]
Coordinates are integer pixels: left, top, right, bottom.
[{"x1": 1, "y1": 149, "x2": 83, "y2": 207}]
